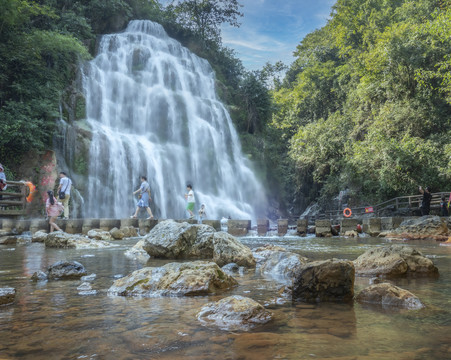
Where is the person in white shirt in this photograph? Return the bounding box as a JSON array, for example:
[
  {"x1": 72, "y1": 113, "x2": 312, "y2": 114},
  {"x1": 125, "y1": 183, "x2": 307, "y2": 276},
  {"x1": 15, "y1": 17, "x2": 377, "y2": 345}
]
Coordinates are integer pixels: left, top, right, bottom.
[
  {"x1": 57, "y1": 172, "x2": 72, "y2": 219},
  {"x1": 184, "y1": 184, "x2": 195, "y2": 219}
]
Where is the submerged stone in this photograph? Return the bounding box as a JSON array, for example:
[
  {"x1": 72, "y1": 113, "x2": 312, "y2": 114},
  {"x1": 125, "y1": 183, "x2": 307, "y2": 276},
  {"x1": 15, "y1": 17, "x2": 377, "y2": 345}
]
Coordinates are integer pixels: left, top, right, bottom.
[
  {"x1": 197, "y1": 295, "x2": 272, "y2": 331},
  {"x1": 108, "y1": 261, "x2": 237, "y2": 297},
  {"x1": 0, "y1": 287, "x2": 16, "y2": 306},
  {"x1": 77, "y1": 282, "x2": 93, "y2": 291},
  {"x1": 47, "y1": 261, "x2": 87, "y2": 280},
  {"x1": 31, "y1": 271, "x2": 48, "y2": 281},
  {"x1": 356, "y1": 283, "x2": 425, "y2": 310},
  {"x1": 253, "y1": 245, "x2": 308, "y2": 281}
]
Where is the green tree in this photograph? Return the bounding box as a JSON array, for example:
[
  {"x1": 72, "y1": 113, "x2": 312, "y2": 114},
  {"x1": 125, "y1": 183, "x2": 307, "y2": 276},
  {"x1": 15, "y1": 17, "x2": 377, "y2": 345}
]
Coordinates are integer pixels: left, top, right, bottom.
[{"x1": 167, "y1": 0, "x2": 243, "y2": 45}]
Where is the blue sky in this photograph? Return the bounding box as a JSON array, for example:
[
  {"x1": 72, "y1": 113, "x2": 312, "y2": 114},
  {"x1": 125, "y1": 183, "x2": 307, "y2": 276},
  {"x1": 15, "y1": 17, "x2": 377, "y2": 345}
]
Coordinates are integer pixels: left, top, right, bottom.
[{"x1": 221, "y1": 0, "x2": 336, "y2": 70}]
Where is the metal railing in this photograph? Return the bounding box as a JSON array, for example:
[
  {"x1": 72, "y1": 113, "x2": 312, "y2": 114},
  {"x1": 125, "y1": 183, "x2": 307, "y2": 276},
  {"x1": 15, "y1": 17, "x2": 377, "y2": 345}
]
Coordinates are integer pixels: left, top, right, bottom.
[
  {"x1": 325, "y1": 192, "x2": 450, "y2": 220},
  {"x1": 0, "y1": 181, "x2": 29, "y2": 216}
]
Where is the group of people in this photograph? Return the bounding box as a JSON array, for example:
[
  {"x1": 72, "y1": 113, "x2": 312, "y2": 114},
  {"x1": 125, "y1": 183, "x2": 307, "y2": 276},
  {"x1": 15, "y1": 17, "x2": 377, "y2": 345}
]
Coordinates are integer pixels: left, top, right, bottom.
[
  {"x1": 45, "y1": 172, "x2": 72, "y2": 232},
  {"x1": 419, "y1": 185, "x2": 449, "y2": 217},
  {"x1": 130, "y1": 176, "x2": 207, "y2": 222}
]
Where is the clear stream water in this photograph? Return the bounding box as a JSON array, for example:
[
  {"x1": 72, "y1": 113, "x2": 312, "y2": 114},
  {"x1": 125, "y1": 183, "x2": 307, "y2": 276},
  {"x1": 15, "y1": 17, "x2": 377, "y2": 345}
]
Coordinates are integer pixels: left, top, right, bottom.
[{"x1": 0, "y1": 235, "x2": 450, "y2": 360}]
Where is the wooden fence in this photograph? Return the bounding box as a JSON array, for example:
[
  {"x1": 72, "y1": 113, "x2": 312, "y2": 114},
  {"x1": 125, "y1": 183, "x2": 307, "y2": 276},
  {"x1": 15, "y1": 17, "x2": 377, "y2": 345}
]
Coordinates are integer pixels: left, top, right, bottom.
[
  {"x1": 325, "y1": 192, "x2": 450, "y2": 220},
  {"x1": 0, "y1": 181, "x2": 29, "y2": 216}
]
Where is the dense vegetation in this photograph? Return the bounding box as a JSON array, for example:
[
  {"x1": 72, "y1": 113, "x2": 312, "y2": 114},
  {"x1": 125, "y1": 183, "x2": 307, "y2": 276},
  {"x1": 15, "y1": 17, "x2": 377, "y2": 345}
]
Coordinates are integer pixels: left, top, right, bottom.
[
  {"x1": 1, "y1": 0, "x2": 450, "y2": 216},
  {"x1": 270, "y1": 0, "x2": 451, "y2": 213}
]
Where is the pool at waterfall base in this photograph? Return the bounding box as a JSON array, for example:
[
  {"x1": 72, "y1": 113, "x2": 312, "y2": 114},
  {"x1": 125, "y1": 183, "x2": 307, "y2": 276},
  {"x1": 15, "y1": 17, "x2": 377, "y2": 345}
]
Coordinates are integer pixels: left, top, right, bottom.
[{"x1": 0, "y1": 235, "x2": 450, "y2": 359}]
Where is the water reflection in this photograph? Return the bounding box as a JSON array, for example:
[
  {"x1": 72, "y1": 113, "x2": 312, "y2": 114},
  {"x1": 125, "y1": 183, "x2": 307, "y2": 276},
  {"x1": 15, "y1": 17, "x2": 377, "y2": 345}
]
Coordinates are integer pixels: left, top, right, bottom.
[{"x1": 0, "y1": 236, "x2": 450, "y2": 359}]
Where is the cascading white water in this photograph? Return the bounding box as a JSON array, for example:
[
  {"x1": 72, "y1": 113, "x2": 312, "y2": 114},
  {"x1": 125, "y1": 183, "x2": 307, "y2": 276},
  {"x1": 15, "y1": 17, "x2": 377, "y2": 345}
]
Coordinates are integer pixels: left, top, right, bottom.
[{"x1": 82, "y1": 20, "x2": 265, "y2": 220}]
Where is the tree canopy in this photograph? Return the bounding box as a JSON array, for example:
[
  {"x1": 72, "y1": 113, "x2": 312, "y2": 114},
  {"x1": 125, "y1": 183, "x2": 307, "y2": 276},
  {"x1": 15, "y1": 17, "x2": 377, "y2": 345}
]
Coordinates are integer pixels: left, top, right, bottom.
[{"x1": 270, "y1": 0, "x2": 451, "y2": 211}]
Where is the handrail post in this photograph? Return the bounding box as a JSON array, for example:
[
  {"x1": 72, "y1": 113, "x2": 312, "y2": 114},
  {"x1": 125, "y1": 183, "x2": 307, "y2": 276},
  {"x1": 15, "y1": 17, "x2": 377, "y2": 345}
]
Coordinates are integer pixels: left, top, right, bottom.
[{"x1": 21, "y1": 182, "x2": 27, "y2": 211}]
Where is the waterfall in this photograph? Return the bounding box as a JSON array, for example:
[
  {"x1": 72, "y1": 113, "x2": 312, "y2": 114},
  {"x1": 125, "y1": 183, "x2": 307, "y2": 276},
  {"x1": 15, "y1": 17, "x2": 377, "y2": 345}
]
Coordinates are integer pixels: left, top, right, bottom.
[{"x1": 82, "y1": 20, "x2": 265, "y2": 220}]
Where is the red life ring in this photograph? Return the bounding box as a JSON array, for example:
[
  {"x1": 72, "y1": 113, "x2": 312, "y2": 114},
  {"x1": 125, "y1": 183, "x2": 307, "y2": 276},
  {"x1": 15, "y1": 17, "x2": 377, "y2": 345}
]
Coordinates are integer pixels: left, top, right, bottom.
[
  {"x1": 24, "y1": 181, "x2": 36, "y2": 203},
  {"x1": 343, "y1": 208, "x2": 352, "y2": 217}
]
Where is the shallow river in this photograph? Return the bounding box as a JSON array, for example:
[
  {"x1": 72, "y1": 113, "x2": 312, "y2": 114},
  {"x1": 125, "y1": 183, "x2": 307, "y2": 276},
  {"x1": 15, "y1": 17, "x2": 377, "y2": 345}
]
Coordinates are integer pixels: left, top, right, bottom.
[{"x1": 0, "y1": 235, "x2": 450, "y2": 360}]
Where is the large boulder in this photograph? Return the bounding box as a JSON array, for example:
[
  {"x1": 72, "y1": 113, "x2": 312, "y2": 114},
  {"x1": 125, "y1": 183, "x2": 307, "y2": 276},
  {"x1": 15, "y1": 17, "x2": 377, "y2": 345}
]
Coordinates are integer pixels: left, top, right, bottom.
[
  {"x1": 383, "y1": 216, "x2": 449, "y2": 241},
  {"x1": 197, "y1": 295, "x2": 272, "y2": 331},
  {"x1": 108, "y1": 261, "x2": 237, "y2": 297},
  {"x1": 142, "y1": 220, "x2": 255, "y2": 267},
  {"x1": 212, "y1": 232, "x2": 255, "y2": 267},
  {"x1": 353, "y1": 245, "x2": 439, "y2": 277},
  {"x1": 292, "y1": 259, "x2": 355, "y2": 303},
  {"x1": 47, "y1": 261, "x2": 87, "y2": 280},
  {"x1": 142, "y1": 220, "x2": 210, "y2": 258},
  {"x1": 0, "y1": 287, "x2": 16, "y2": 306},
  {"x1": 87, "y1": 229, "x2": 113, "y2": 241},
  {"x1": 356, "y1": 283, "x2": 424, "y2": 310},
  {"x1": 44, "y1": 232, "x2": 113, "y2": 249},
  {"x1": 253, "y1": 245, "x2": 308, "y2": 280}
]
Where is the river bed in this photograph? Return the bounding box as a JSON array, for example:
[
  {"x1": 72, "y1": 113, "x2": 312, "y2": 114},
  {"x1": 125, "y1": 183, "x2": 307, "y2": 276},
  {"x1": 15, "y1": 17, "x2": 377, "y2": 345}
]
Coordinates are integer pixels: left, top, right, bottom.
[{"x1": 0, "y1": 235, "x2": 450, "y2": 359}]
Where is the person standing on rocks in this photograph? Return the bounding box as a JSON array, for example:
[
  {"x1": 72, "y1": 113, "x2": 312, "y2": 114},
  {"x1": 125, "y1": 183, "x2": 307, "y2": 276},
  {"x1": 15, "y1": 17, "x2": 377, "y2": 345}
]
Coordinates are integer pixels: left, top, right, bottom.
[
  {"x1": 198, "y1": 203, "x2": 206, "y2": 223},
  {"x1": 57, "y1": 172, "x2": 72, "y2": 219},
  {"x1": 46, "y1": 190, "x2": 63, "y2": 232},
  {"x1": 419, "y1": 186, "x2": 432, "y2": 216},
  {"x1": 184, "y1": 184, "x2": 195, "y2": 219},
  {"x1": 131, "y1": 176, "x2": 154, "y2": 219}
]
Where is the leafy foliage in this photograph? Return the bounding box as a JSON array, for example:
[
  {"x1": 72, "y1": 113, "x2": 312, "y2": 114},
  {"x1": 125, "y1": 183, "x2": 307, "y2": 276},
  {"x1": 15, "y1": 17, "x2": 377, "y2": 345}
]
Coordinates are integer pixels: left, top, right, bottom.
[{"x1": 272, "y1": 0, "x2": 451, "y2": 211}]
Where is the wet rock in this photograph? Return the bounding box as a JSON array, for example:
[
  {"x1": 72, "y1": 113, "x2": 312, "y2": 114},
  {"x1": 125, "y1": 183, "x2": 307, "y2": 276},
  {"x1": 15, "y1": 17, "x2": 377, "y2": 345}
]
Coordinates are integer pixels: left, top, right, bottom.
[
  {"x1": 77, "y1": 282, "x2": 92, "y2": 291},
  {"x1": 124, "y1": 239, "x2": 150, "y2": 262},
  {"x1": 384, "y1": 216, "x2": 449, "y2": 241},
  {"x1": 0, "y1": 236, "x2": 18, "y2": 245},
  {"x1": 87, "y1": 229, "x2": 113, "y2": 241},
  {"x1": 356, "y1": 283, "x2": 425, "y2": 309},
  {"x1": 81, "y1": 273, "x2": 97, "y2": 281},
  {"x1": 108, "y1": 261, "x2": 237, "y2": 297},
  {"x1": 212, "y1": 232, "x2": 255, "y2": 268},
  {"x1": 121, "y1": 226, "x2": 138, "y2": 238},
  {"x1": 353, "y1": 245, "x2": 439, "y2": 277},
  {"x1": 47, "y1": 260, "x2": 87, "y2": 280},
  {"x1": 253, "y1": 245, "x2": 308, "y2": 280},
  {"x1": 32, "y1": 230, "x2": 48, "y2": 243},
  {"x1": 292, "y1": 259, "x2": 355, "y2": 303},
  {"x1": 0, "y1": 229, "x2": 13, "y2": 237},
  {"x1": 197, "y1": 295, "x2": 272, "y2": 331},
  {"x1": 31, "y1": 270, "x2": 48, "y2": 281},
  {"x1": 109, "y1": 227, "x2": 125, "y2": 240},
  {"x1": 221, "y1": 263, "x2": 240, "y2": 273},
  {"x1": 0, "y1": 287, "x2": 16, "y2": 306},
  {"x1": 142, "y1": 220, "x2": 212, "y2": 258},
  {"x1": 344, "y1": 230, "x2": 359, "y2": 237},
  {"x1": 45, "y1": 232, "x2": 112, "y2": 249},
  {"x1": 142, "y1": 220, "x2": 255, "y2": 267}
]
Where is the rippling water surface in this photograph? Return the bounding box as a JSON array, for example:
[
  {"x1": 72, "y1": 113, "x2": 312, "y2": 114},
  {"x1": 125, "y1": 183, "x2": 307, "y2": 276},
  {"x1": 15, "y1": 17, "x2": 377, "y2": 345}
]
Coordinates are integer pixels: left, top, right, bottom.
[{"x1": 0, "y1": 235, "x2": 450, "y2": 359}]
